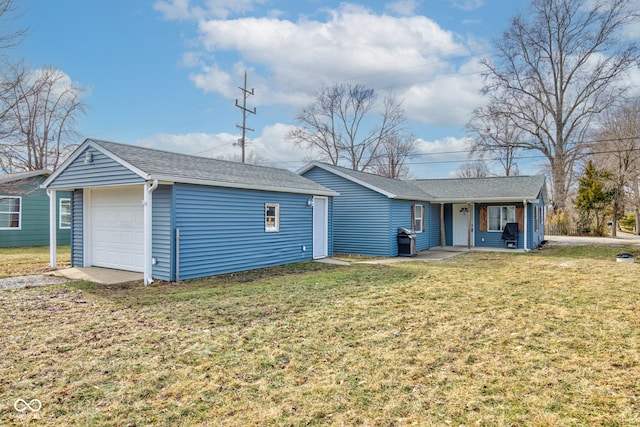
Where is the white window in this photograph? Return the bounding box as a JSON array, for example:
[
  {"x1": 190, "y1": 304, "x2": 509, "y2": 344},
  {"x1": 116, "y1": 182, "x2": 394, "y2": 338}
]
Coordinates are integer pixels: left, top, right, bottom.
[
  {"x1": 412, "y1": 204, "x2": 424, "y2": 232},
  {"x1": 59, "y1": 198, "x2": 71, "y2": 229},
  {"x1": 265, "y1": 203, "x2": 280, "y2": 232},
  {"x1": 488, "y1": 206, "x2": 516, "y2": 232},
  {"x1": 0, "y1": 196, "x2": 21, "y2": 229}
]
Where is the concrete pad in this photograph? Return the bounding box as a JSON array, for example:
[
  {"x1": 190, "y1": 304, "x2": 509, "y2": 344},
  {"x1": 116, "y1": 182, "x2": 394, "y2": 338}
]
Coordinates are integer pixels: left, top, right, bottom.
[
  {"x1": 50, "y1": 267, "x2": 143, "y2": 284},
  {"x1": 314, "y1": 258, "x2": 351, "y2": 266},
  {"x1": 355, "y1": 249, "x2": 464, "y2": 264}
]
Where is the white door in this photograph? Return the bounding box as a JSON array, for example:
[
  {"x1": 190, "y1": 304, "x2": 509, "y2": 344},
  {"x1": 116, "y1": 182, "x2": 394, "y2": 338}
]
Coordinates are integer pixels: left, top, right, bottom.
[
  {"x1": 453, "y1": 203, "x2": 474, "y2": 246},
  {"x1": 89, "y1": 186, "x2": 145, "y2": 272},
  {"x1": 312, "y1": 197, "x2": 328, "y2": 259}
]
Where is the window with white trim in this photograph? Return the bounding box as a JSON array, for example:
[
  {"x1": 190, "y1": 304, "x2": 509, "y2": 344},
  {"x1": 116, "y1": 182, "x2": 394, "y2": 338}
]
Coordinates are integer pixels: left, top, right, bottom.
[
  {"x1": 412, "y1": 204, "x2": 424, "y2": 232},
  {"x1": 59, "y1": 198, "x2": 71, "y2": 229},
  {"x1": 265, "y1": 203, "x2": 280, "y2": 232},
  {"x1": 488, "y1": 206, "x2": 516, "y2": 232},
  {"x1": 0, "y1": 196, "x2": 21, "y2": 229}
]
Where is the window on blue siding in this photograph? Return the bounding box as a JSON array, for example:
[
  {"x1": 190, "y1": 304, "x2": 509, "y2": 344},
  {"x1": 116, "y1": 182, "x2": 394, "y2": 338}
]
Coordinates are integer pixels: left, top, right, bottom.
[
  {"x1": 488, "y1": 206, "x2": 515, "y2": 231},
  {"x1": 265, "y1": 203, "x2": 280, "y2": 232},
  {"x1": 59, "y1": 198, "x2": 71, "y2": 229},
  {"x1": 412, "y1": 204, "x2": 425, "y2": 232},
  {"x1": 0, "y1": 196, "x2": 21, "y2": 229}
]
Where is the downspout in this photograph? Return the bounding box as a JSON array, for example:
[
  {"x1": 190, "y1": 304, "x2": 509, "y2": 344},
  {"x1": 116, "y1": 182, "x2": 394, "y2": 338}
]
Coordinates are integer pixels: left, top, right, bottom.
[
  {"x1": 47, "y1": 189, "x2": 57, "y2": 269},
  {"x1": 523, "y1": 199, "x2": 529, "y2": 252},
  {"x1": 440, "y1": 203, "x2": 445, "y2": 247},
  {"x1": 144, "y1": 180, "x2": 159, "y2": 285}
]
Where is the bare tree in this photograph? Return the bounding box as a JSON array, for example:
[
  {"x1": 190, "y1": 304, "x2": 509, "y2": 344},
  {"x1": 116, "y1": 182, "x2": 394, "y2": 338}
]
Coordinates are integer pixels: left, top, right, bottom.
[
  {"x1": 454, "y1": 160, "x2": 491, "y2": 178},
  {"x1": 370, "y1": 134, "x2": 416, "y2": 179},
  {"x1": 287, "y1": 83, "x2": 408, "y2": 172},
  {"x1": 480, "y1": 0, "x2": 640, "y2": 212},
  {"x1": 466, "y1": 104, "x2": 523, "y2": 176},
  {"x1": 592, "y1": 99, "x2": 640, "y2": 235},
  {"x1": 215, "y1": 149, "x2": 267, "y2": 165},
  {"x1": 0, "y1": 0, "x2": 25, "y2": 51},
  {"x1": 0, "y1": 63, "x2": 86, "y2": 172}
]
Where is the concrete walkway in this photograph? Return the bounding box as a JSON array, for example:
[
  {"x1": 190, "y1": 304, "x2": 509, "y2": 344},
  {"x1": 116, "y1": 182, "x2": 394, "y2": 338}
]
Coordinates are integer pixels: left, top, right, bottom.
[{"x1": 50, "y1": 267, "x2": 143, "y2": 284}]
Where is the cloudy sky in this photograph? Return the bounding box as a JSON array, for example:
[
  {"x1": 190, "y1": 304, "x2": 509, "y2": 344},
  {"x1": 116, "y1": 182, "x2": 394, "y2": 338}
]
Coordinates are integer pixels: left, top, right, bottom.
[{"x1": 12, "y1": 0, "x2": 544, "y2": 177}]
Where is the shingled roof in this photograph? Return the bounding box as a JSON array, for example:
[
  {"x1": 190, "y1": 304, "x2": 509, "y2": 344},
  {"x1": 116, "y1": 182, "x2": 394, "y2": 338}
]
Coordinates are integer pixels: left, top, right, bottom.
[
  {"x1": 298, "y1": 162, "x2": 432, "y2": 200},
  {"x1": 0, "y1": 169, "x2": 51, "y2": 185},
  {"x1": 299, "y1": 162, "x2": 547, "y2": 203},
  {"x1": 413, "y1": 175, "x2": 548, "y2": 203},
  {"x1": 46, "y1": 139, "x2": 338, "y2": 196}
]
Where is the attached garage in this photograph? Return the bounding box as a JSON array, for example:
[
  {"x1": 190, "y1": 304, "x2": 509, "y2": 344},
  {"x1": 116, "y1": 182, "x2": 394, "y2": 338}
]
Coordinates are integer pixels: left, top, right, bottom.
[{"x1": 88, "y1": 186, "x2": 144, "y2": 272}]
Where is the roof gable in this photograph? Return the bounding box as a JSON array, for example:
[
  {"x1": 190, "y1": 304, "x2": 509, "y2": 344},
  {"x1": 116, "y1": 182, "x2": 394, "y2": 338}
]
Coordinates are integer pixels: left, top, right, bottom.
[
  {"x1": 298, "y1": 162, "x2": 431, "y2": 200},
  {"x1": 44, "y1": 139, "x2": 337, "y2": 196}
]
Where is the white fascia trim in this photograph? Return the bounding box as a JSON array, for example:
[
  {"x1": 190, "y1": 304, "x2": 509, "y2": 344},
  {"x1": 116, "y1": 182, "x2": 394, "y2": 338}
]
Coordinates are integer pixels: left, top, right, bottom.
[
  {"x1": 151, "y1": 175, "x2": 339, "y2": 197},
  {"x1": 42, "y1": 140, "x2": 91, "y2": 188},
  {"x1": 433, "y1": 197, "x2": 540, "y2": 204},
  {"x1": 41, "y1": 139, "x2": 150, "y2": 188},
  {"x1": 88, "y1": 141, "x2": 150, "y2": 180},
  {"x1": 297, "y1": 162, "x2": 395, "y2": 198}
]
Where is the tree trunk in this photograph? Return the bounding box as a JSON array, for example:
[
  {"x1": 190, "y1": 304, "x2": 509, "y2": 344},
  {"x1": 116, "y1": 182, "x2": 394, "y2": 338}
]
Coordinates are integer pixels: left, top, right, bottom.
[{"x1": 551, "y1": 161, "x2": 568, "y2": 212}]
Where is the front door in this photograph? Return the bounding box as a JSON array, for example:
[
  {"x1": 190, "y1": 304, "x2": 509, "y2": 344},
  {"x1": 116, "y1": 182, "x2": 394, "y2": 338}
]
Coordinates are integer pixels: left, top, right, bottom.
[
  {"x1": 453, "y1": 203, "x2": 474, "y2": 246},
  {"x1": 312, "y1": 197, "x2": 328, "y2": 259}
]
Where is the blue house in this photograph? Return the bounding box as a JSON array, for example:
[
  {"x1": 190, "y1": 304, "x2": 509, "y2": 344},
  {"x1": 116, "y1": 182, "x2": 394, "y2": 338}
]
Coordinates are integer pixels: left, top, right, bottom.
[
  {"x1": 42, "y1": 139, "x2": 337, "y2": 284},
  {"x1": 0, "y1": 170, "x2": 71, "y2": 248},
  {"x1": 299, "y1": 162, "x2": 548, "y2": 255}
]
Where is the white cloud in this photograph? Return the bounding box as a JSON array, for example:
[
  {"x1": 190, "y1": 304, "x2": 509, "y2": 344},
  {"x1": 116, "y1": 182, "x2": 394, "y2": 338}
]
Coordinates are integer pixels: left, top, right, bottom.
[
  {"x1": 385, "y1": 0, "x2": 419, "y2": 16},
  {"x1": 450, "y1": 0, "x2": 485, "y2": 12},
  {"x1": 182, "y1": 3, "x2": 483, "y2": 127},
  {"x1": 135, "y1": 123, "x2": 313, "y2": 170},
  {"x1": 154, "y1": 0, "x2": 268, "y2": 20},
  {"x1": 410, "y1": 136, "x2": 474, "y2": 177}
]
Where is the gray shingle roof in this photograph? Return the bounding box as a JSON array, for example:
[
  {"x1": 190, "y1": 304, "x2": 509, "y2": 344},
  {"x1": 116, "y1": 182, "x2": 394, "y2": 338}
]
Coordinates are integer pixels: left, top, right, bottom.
[
  {"x1": 84, "y1": 139, "x2": 337, "y2": 196},
  {"x1": 0, "y1": 169, "x2": 51, "y2": 185},
  {"x1": 299, "y1": 162, "x2": 432, "y2": 200},
  {"x1": 413, "y1": 175, "x2": 548, "y2": 202},
  {"x1": 299, "y1": 162, "x2": 547, "y2": 203}
]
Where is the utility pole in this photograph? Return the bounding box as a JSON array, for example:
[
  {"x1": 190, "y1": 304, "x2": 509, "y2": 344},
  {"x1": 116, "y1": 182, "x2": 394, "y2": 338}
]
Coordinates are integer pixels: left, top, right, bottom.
[{"x1": 235, "y1": 71, "x2": 256, "y2": 163}]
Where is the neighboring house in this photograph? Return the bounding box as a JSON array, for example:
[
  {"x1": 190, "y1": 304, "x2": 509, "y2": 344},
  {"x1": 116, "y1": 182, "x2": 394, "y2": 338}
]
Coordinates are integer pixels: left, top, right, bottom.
[
  {"x1": 0, "y1": 170, "x2": 71, "y2": 248},
  {"x1": 299, "y1": 162, "x2": 548, "y2": 256},
  {"x1": 42, "y1": 139, "x2": 337, "y2": 284}
]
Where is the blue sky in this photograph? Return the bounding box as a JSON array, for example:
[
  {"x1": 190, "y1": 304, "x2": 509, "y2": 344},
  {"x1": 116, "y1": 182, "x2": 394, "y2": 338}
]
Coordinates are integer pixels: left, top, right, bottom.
[{"x1": 10, "y1": 0, "x2": 537, "y2": 178}]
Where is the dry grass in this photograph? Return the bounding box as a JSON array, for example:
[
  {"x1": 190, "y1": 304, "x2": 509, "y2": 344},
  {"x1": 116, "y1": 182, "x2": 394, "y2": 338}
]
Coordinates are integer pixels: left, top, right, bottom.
[
  {"x1": 0, "y1": 246, "x2": 71, "y2": 278},
  {"x1": 1, "y1": 246, "x2": 639, "y2": 426}
]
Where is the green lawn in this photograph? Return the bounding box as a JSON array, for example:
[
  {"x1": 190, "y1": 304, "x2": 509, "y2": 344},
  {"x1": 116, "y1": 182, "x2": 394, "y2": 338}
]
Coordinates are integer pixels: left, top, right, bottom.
[
  {"x1": 1, "y1": 246, "x2": 639, "y2": 426},
  {"x1": 0, "y1": 245, "x2": 71, "y2": 278}
]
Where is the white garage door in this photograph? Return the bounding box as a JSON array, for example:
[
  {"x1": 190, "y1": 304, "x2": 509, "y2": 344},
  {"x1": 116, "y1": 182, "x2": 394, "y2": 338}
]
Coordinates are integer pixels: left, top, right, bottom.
[{"x1": 90, "y1": 186, "x2": 144, "y2": 272}]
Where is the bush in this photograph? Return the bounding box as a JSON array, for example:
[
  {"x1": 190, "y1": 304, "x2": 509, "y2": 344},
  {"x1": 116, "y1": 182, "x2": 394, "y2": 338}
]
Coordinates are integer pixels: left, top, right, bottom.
[
  {"x1": 619, "y1": 213, "x2": 636, "y2": 233},
  {"x1": 547, "y1": 209, "x2": 570, "y2": 235}
]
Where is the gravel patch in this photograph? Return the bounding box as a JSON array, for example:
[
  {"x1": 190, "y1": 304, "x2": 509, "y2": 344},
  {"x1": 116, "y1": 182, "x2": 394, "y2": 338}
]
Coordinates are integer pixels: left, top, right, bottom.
[{"x1": 0, "y1": 274, "x2": 71, "y2": 291}]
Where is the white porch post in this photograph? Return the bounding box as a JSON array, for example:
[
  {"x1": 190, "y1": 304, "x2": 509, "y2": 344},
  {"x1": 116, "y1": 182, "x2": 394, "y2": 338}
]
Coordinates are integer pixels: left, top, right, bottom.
[
  {"x1": 47, "y1": 189, "x2": 57, "y2": 269},
  {"x1": 523, "y1": 200, "x2": 528, "y2": 251},
  {"x1": 143, "y1": 180, "x2": 158, "y2": 285}
]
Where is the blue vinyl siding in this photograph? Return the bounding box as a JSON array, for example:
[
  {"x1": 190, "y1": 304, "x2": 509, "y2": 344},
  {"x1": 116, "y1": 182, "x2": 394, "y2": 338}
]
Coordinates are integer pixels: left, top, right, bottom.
[
  {"x1": 151, "y1": 185, "x2": 174, "y2": 281},
  {"x1": 46, "y1": 147, "x2": 144, "y2": 189},
  {"x1": 474, "y1": 202, "x2": 542, "y2": 250},
  {"x1": 303, "y1": 168, "x2": 392, "y2": 256},
  {"x1": 0, "y1": 176, "x2": 71, "y2": 247},
  {"x1": 430, "y1": 204, "x2": 442, "y2": 247},
  {"x1": 71, "y1": 189, "x2": 83, "y2": 266},
  {"x1": 174, "y1": 184, "x2": 315, "y2": 280},
  {"x1": 391, "y1": 200, "x2": 431, "y2": 254}
]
